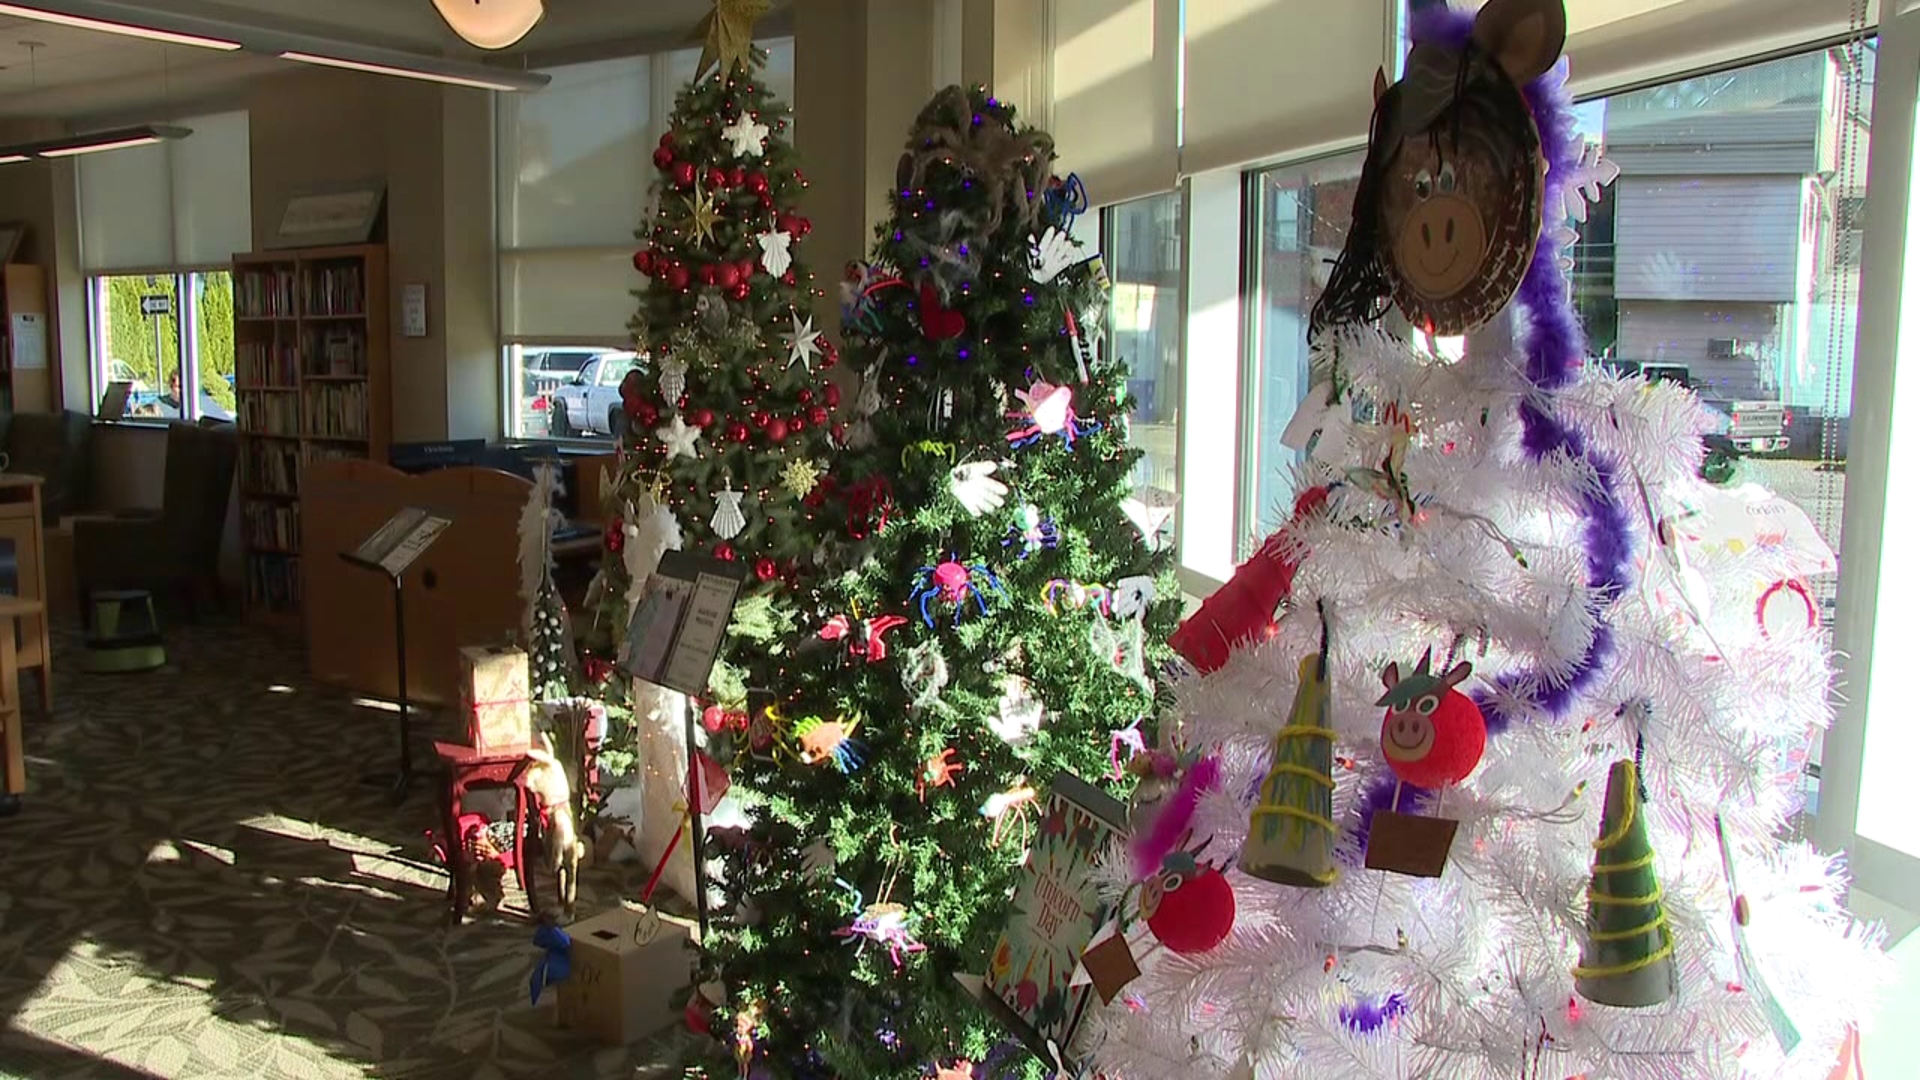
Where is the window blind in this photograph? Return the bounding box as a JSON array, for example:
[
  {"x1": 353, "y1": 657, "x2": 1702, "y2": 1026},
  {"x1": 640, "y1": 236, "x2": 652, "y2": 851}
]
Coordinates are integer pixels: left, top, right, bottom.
[
  {"x1": 77, "y1": 109, "x2": 252, "y2": 272},
  {"x1": 1565, "y1": 0, "x2": 1871, "y2": 97},
  {"x1": 1051, "y1": 0, "x2": 1180, "y2": 207},
  {"x1": 1181, "y1": 0, "x2": 1390, "y2": 177},
  {"x1": 497, "y1": 41, "x2": 797, "y2": 344}
]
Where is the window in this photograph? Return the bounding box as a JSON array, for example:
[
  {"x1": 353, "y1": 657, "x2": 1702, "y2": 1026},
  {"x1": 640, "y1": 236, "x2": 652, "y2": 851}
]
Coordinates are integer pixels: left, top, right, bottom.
[
  {"x1": 1243, "y1": 153, "x2": 1364, "y2": 545},
  {"x1": 1104, "y1": 193, "x2": 1182, "y2": 551},
  {"x1": 498, "y1": 42, "x2": 795, "y2": 441},
  {"x1": 76, "y1": 110, "x2": 250, "y2": 423}
]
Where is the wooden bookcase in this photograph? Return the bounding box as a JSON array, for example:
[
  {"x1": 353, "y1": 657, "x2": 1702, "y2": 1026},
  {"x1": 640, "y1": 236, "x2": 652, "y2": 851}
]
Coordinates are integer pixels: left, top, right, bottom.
[
  {"x1": 0, "y1": 264, "x2": 52, "y2": 413},
  {"x1": 231, "y1": 244, "x2": 391, "y2": 623}
]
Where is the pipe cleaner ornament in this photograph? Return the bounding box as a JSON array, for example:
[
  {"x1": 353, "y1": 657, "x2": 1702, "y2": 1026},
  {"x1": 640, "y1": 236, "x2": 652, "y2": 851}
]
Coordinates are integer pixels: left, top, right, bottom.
[
  {"x1": 910, "y1": 557, "x2": 1005, "y2": 627},
  {"x1": 816, "y1": 611, "x2": 909, "y2": 663},
  {"x1": 1006, "y1": 380, "x2": 1097, "y2": 450},
  {"x1": 1573, "y1": 759, "x2": 1676, "y2": 1007},
  {"x1": 1242, "y1": 652, "x2": 1338, "y2": 888},
  {"x1": 1002, "y1": 504, "x2": 1059, "y2": 558},
  {"x1": 833, "y1": 879, "x2": 927, "y2": 970}
]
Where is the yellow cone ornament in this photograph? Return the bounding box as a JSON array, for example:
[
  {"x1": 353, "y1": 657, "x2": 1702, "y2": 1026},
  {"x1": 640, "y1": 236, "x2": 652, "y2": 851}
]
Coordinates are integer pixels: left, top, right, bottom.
[
  {"x1": 1241, "y1": 653, "x2": 1338, "y2": 887},
  {"x1": 1573, "y1": 758, "x2": 1676, "y2": 1007}
]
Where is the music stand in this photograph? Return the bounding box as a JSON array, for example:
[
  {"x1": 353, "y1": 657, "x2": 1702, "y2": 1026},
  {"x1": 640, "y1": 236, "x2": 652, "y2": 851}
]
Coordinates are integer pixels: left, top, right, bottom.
[
  {"x1": 622, "y1": 549, "x2": 747, "y2": 934},
  {"x1": 341, "y1": 507, "x2": 451, "y2": 804}
]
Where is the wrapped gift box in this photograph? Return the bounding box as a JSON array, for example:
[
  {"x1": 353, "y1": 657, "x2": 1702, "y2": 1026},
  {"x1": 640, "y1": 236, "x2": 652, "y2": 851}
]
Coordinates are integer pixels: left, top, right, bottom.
[
  {"x1": 556, "y1": 905, "x2": 697, "y2": 1044},
  {"x1": 459, "y1": 644, "x2": 531, "y2": 754}
]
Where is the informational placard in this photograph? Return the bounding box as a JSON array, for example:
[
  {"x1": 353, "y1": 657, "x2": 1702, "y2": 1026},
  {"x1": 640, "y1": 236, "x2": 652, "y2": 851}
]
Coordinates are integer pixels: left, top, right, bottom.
[
  {"x1": 345, "y1": 506, "x2": 451, "y2": 578},
  {"x1": 9, "y1": 312, "x2": 46, "y2": 370},
  {"x1": 623, "y1": 550, "x2": 746, "y2": 696},
  {"x1": 400, "y1": 283, "x2": 428, "y2": 338},
  {"x1": 139, "y1": 295, "x2": 171, "y2": 317}
]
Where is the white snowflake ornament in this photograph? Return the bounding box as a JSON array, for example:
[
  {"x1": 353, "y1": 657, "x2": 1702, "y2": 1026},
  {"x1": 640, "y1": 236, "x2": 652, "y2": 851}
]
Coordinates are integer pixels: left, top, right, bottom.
[
  {"x1": 711, "y1": 483, "x2": 746, "y2": 540},
  {"x1": 757, "y1": 230, "x2": 794, "y2": 278},
  {"x1": 782, "y1": 312, "x2": 822, "y2": 370},
  {"x1": 721, "y1": 115, "x2": 769, "y2": 158},
  {"x1": 654, "y1": 413, "x2": 703, "y2": 461}
]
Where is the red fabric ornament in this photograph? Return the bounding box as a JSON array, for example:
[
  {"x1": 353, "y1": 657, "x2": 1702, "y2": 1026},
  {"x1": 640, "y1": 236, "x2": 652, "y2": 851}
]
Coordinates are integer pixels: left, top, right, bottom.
[
  {"x1": 692, "y1": 408, "x2": 715, "y2": 428},
  {"x1": 715, "y1": 263, "x2": 742, "y2": 290},
  {"x1": 766, "y1": 418, "x2": 789, "y2": 442},
  {"x1": 652, "y1": 146, "x2": 675, "y2": 170},
  {"x1": 699, "y1": 263, "x2": 720, "y2": 286},
  {"x1": 845, "y1": 475, "x2": 893, "y2": 539},
  {"x1": 582, "y1": 655, "x2": 613, "y2": 685},
  {"x1": 820, "y1": 340, "x2": 839, "y2": 369},
  {"x1": 701, "y1": 705, "x2": 728, "y2": 733},
  {"x1": 728, "y1": 281, "x2": 750, "y2": 301},
  {"x1": 1145, "y1": 866, "x2": 1236, "y2": 955},
  {"x1": 745, "y1": 171, "x2": 769, "y2": 194},
  {"x1": 705, "y1": 167, "x2": 727, "y2": 190},
  {"x1": 726, "y1": 422, "x2": 749, "y2": 443},
  {"x1": 750, "y1": 411, "x2": 771, "y2": 428},
  {"x1": 726, "y1": 166, "x2": 746, "y2": 188},
  {"x1": 754, "y1": 558, "x2": 778, "y2": 582},
  {"x1": 808, "y1": 406, "x2": 830, "y2": 427},
  {"x1": 603, "y1": 519, "x2": 625, "y2": 554},
  {"x1": 632, "y1": 250, "x2": 655, "y2": 275},
  {"x1": 823, "y1": 383, "x2": 841, "y2": 408},
  {"x1": 1170, "y1": 485, "x2": 1327, "y2": 673},
  {"x1": 1377, "y1": 653, "x2": 1488, "y2": 790},
  {"x1": 830, "y1": 422, "x2": 847, "y2": 445},
  {"x1": 714, "y1": 544, "x2": 735, "y2": 561},
  {"x1": 918, "y1": 284, "x2": 965, "y2": 340},
  {"x1": 666, "y1": 265, "x2": 691, "y2": 292}
]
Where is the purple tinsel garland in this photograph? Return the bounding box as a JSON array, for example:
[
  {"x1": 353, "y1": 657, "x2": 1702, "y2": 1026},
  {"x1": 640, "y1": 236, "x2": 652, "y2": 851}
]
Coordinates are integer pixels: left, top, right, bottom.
[
  {"x1": 1339, "y1": 991, "x2": 1412, "y2": 1035},
  {"x1": 1349, "y1": 5, "x2": 1635, "y2": 844}
]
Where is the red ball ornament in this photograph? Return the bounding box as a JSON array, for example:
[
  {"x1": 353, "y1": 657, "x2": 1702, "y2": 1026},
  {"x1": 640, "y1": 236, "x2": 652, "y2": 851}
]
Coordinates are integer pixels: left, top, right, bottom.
[
  {"x1": 808, "y1": 405, "x2": 830, "y2": 426},
  {"x1": 781, "y1": 270, "x2": 796, "y2": 286},
  {"x1": 715, "y1": 263, "x2": 742, "y2": 290},
  {"x1": 658, "y1": 131, "x2": 675, "y2": 148},
  {"x1": 633, "y1": 402, "x2": 658, "y2": 428},
  {"x1": 757, "y1": 192, "x2": 774, "y2": 210},
  {"x1": 737, "y1": 257, "x2": 758, "y2": 281},
  {"x1": 1143, "y1": 864, "x2": 1236, "y2": 955},
  {"x1": 699, "y1": 263, "x2": 720, "y2": 286},
  {"x1": 728, "y1": 281, "x2": 750, "y2": 301},
  {"x1": 652, "y1": 146, "x2": 675, "y2": 170},
  {"x1": 794, "y1": 167, "x2": 807, "y2": 185},
  {"x1": 1378, "y1": 652, "x2": 1489, "y2": 790},
  {"x1": 727, "y1": 422, "x2": 749, "y2": 443},
  {"x1": 788, "y1": 413, "x2": 807, "y2": 433},
  {"x1": 797, "y1": 388, "x2": 813, "y2": 405},
  {"x1": 714, "y1": 543, "x2": 735, "y2": 561},
  {"x1": 701, "y1": 705, "x2": 728, "y2": 734},
  {"x1": 823, "y1": 383, "x2": 841, "y2": 408},
  {"x1": 820, "y1": 341, "x2": 839, "y2": 369},
  {"x1": 792, "y1": 215, "x2": 813, "y2": 238},
  {"x1": 665, "y1": 265, "x2": 691, "y2": 292},
  {"x1": 727, "y1": 166, "x2": 746, "y2": 188},
  {"x1": 671, "y1": 161, "x2": 696, "y2": 189},
  {"x1": 766, "y1": 418, "x2": 789, "y2": 442},
  {"x1": 745, "y1": 171, "x2": 769, "y2": 194},
  {"x1": 603, "y1": 519, "x2": 626, "y2": 554},
  {"x1": 632, "y1": 250, "x2": 655, "y2": 275},
  {"x1": 830, "y1": 422, "x2": 847, "y2": 444},
  {"x1": 775, "y1": 212, "x2": 800, "y2": 236},
  {"x1": 754, "y1": 558, "x2": 778, "y2": 582},
  {"x1": 705, "y1": 167, "x2": 728, "y2": 190},
  {"x1": 692, "y1": 408, "x2": 715, "y2": 428}
]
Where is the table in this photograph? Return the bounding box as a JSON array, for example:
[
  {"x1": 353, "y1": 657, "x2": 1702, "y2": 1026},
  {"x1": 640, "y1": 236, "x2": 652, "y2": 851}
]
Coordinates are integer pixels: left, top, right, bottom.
[
  {"x1": 0, "y1": 594, "x2": 46, "y2": 802},
  {"x1": 0, "y1": 476, "x2": 51, "y2": 711}
]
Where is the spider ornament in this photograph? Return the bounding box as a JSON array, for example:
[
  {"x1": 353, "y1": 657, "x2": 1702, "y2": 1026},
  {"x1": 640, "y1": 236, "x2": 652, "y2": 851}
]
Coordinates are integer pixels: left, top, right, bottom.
[
  {"x1": 1002, "y1": 504, "x2": 1060, "y2": 559},
  {"x1": 1006, "y1": 380, "x2": 1099, "y2": 450},
  {"x1": 910, "y1": 557, "x2": 1005, "y2": 627}
]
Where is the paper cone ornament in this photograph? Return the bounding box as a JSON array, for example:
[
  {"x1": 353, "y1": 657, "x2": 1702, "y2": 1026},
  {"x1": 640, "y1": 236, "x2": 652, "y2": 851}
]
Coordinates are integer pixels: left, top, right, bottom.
[
  {"x1": 1574, "y1": 759, "x2": 1676, "y2": 1008},
  {"x1": 1242, "y1": 653, "x2": 1338, "y2": 887}
]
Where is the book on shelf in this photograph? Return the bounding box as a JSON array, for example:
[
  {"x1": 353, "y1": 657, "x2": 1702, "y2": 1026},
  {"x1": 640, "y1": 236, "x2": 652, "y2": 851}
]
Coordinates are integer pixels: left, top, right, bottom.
[
  {"x1": 304, "y1": 264, "x2": 365, "y2": 317},
  {"x1": 237, "y1": 268, "x2": 297, "y2": 318},
  {"x1": 239, "y1": 393, "x2": 301, "y2": 436},
  {"x1": 243, "y1": 501, "x2": 302, "y2": 551},
  {"x1": 303, "y1": 383, "x2": 369, "y2": 439},
  {"x1": 241, "y1": 440, "x2": 302, "y2": 496},
  {"x1": 246, "y1": 554, "x2": 303, "y2": 612},
  {"x1": 238, "y1": 341, "x2": 299, "y2": 387},
  {"x1": 307, "y1": 325, "x2": 368, "y2": 378}
]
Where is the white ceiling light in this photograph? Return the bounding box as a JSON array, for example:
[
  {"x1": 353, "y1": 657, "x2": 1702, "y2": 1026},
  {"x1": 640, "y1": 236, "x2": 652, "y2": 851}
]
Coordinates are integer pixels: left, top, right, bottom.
[
  {"x1": 432, "y1": 0, "x2": 544, "y2": 50},
  {"x1": 0, "y1": 1, "x2": 239, "y2": 49},
  {"x1": 0, "y1": 123, "x2": 189, "y2": 164},
  {"x1": 279, "y1": 50, "x2": 530, "y2": 92}
]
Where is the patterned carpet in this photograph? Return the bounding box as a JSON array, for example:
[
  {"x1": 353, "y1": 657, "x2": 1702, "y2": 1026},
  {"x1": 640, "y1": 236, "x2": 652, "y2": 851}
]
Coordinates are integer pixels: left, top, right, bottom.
[{"x1": 0, "y1": 619, "x2": 692, "y2": 1079}]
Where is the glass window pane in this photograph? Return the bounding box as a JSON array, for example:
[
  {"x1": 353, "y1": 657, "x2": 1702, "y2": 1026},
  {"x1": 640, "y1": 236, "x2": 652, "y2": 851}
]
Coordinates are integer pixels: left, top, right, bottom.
[
  {"x1": 1245, "y1": 153, "x2": 1365, "y2": 547},
  {"x1": 92, "y1": 273, "x2": 182, "y2": 418},
  {"x1": 1104, "y1": 194, "x2": 1182, "y2": 551},
  {"x1": 191, "y1": 271, "x2": 236, "y2": 422},
  {"x1": 510, "y1": 345, "x2": 646, "y2": 442}
]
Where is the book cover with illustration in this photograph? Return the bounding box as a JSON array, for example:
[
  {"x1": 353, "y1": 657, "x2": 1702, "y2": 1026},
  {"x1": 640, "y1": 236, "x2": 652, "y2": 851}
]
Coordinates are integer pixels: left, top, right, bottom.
[{"x1": 982, "y1": 770, "x2": 1129, "y2": 1064}]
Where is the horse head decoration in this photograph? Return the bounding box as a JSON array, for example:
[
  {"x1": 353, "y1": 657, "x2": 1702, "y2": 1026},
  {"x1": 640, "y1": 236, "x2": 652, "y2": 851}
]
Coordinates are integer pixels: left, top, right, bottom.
[{"x1": 1313, "y1": 0, "x2": 1568, "y2": 339}]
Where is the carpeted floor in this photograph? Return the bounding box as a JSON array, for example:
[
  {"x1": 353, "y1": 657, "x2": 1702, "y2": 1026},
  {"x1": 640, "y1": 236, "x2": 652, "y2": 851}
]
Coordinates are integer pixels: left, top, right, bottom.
[{"x1": 0, "y1": 618, "x2": 691, "y2": 1079}]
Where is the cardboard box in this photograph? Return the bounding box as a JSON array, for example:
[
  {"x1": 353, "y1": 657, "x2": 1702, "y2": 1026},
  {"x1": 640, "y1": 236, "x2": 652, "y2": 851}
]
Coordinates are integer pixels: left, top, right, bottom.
[
  {"x1": 459, "y1": 644, "x2": 532, "y2": 754},
  {"x1": 555, "y1": 905, "x2": 696, "y2": 1045}
]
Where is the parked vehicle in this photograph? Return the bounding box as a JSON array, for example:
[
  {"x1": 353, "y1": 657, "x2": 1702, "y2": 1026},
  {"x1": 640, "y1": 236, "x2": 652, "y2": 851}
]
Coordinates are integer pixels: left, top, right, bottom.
[
  {"x1": 547, "y1": 351, "x2": 644, "y2": 438},
  {"x1": 1611, "y1": 361, "x2": 1789, "y2": 454},
  {"x1": 522, "y1": 348, "x2": 600, "y2": 398}
]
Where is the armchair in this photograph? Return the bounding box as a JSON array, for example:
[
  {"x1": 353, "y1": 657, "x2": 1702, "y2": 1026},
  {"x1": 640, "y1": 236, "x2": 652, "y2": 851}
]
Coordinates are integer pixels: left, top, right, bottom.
[
  {"x1": 0, "y1": 410, "x2": 94, "y2": 525},
  {"x1": 73, "y1": 422, "x2": 237, "y2": 621}
]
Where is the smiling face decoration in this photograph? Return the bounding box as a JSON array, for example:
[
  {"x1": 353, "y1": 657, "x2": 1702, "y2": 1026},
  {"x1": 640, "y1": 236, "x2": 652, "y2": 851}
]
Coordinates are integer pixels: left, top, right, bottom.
[
  {"x1": 1376, "y1": 649, "x2": 1487, "y2": 790},
  {"x1": 1312, "y1": 0, "x2": 1567, "y2": 338}
]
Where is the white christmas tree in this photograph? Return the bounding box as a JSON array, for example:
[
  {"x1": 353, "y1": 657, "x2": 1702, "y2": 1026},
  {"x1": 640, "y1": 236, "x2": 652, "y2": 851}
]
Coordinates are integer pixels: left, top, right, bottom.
[{"x1": 1087, "y1": 3, "x2": 1886, "y2": 1078}]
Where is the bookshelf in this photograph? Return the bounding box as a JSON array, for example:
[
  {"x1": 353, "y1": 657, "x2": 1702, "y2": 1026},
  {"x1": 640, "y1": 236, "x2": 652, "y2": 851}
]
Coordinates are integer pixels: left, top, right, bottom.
[{"x1": 231, "y1": 244, "x2": 391, "y2": 623}]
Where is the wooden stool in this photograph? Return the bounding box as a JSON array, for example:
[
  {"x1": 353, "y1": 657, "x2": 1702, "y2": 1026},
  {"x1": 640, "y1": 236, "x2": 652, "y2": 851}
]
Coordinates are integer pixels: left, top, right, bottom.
[
  {"x1": 434, "y1": 741, "x2": 534, "y2": 924},
  {"x1": 0, "y1": 595, "x2": 46, "y2": 813}
]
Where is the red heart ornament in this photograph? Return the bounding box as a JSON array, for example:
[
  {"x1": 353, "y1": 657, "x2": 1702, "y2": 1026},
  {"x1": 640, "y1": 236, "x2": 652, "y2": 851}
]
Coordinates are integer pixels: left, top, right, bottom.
[{"x1": 918, "y1": 284, "x2": 966, "y2": 340}]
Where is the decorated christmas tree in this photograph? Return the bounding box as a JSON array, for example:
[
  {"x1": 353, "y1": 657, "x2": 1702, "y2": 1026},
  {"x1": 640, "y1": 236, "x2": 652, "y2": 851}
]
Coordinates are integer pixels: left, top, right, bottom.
[
  {"x1": 583, "y1": 1, "x2": 839, "y2": 900},
  {"x1": 697, "y1": 86, "x2": 1180, "y2": 1079},
  {"x1": 1089, "y1": 1, "x2": 1887, "y2": 1077}
]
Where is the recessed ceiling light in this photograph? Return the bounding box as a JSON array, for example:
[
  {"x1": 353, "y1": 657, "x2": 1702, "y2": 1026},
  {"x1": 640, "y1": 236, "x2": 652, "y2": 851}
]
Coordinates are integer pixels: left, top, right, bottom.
[{"x1": 0, "y1": 2, "x2": 240, "y2": 50}]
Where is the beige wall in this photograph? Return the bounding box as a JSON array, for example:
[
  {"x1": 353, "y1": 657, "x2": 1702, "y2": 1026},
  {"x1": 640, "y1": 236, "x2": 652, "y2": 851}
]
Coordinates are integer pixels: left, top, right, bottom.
[{"x1": 0, "y1": 117, "x2": 73, "y2": 414}]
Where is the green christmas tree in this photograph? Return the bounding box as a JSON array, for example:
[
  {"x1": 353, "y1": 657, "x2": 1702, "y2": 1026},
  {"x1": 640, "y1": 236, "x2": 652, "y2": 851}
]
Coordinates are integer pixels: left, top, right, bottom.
[
  {"x1": 1573, "y1": 757, "x2": 1677, "y2": 1008},
  {"x1": 700, "y1": 86, "x2": 1180, "y2": 1080},
  {"x1": 586, "y1": 16, "x2": 840, "y2": 773}
]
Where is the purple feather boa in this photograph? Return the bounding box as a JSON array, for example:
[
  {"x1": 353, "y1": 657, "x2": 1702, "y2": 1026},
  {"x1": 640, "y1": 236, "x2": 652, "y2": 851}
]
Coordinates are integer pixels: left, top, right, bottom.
[{"x1": 1351, "y1": 4, "x2": 1633, "y2": 843}]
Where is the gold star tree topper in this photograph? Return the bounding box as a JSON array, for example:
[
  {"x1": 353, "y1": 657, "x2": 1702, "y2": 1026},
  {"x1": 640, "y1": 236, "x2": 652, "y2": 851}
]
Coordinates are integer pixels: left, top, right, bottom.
[{"x1": 692, "y1": 0, "x2": 770, "y2": 80}]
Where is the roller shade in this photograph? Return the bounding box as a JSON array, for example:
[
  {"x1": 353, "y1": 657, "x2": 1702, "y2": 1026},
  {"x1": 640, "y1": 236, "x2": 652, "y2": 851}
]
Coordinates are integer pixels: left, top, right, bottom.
[
  {"x1": 1051, "y1": 0, "x2": 1180, "y2": 207},
  {"x1": 1181, "y1": 0, "x2": 1390, "y2": 177},
  {"x1": 1565, "y1": 0, "x2": 1877, "y2": 97},
  {"x1": 77, "y1": 109, "x2": 252, "y2": 272}
]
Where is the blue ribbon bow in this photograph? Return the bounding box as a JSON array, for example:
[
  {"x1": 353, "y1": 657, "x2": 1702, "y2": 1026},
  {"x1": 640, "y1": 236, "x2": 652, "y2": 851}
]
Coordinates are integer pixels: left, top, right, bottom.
[
  {"x1": 1045, "y1": 173, "x2": 1090, "y2": 229},
  {"x1": 528, "y1": 923, "x2": 572, "y2": 1006}
]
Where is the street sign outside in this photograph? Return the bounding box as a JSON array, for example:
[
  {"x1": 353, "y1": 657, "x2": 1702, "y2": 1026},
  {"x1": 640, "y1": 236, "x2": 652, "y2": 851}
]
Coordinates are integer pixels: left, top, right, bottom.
[{"x1": 139, "y1": 295, "x2": 171, "y2": 316}]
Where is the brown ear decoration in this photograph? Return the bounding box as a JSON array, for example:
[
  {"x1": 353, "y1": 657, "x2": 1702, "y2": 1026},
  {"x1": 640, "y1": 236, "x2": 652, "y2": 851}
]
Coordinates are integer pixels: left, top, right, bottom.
[
  {"x1": 1374, "y1": 66, "x2": 1389, "y2": 105},
  {"x1": 1471, "y1": 0, "x2": 1567, "y2": 86}
]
